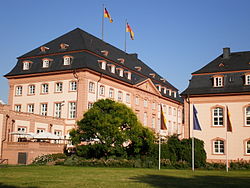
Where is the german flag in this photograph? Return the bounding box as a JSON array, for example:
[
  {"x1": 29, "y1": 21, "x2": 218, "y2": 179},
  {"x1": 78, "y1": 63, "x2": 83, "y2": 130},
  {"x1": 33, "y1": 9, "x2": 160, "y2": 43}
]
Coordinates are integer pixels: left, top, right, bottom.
[
  {"x1": 226, "y1": 106, "x2": 232, "y2": 132},
  {"x1": 126, "y1": 22, "x2": 135, "y2": 40},
  {"x1": 104, "y1": 8, "x2": 113, "y2": 23},
  {"x1": 160, "y1": 105, "x2": 167, "y2": 130}
]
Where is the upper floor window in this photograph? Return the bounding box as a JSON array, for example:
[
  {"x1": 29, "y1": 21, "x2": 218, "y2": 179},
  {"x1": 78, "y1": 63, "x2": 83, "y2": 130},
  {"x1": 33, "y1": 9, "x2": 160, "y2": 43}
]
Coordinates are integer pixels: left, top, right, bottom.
[
  {"x1": 98, "y1": 60, "x2": 107, "y2": 70},
  {"x1": 213, "y1": 107, "x2": 224, "y2": 126},
  {"x1": 117, "y1": 68, "x2": 124, "y2": 77},
  {"x1": 63, "y1": 56, "x2": 72, "y2": 65},
  {"x1": 69, "y1": 102, "x2": 76, "y2": 119},
  {"x1": 37, "y1": 129, "x2": 45, "y2": 134},
  {"x1": 143, "y1": 112, "x2": 147, "y2": 126},
  {"x1": 88, "y1": 102, "x2": 94, "y2": 109},
  {"x1": 69, "y1": 81, "x2": 77, "y2": 91},
  {"x1": 54, "y1": 103, "x2": 62, "y2": 118},
  {"x1": 144, "y1": 99, "x2": 148, "y2": 107},
  {"x1": 125, "y1": 71, "x2": 131, "y2": 80},
  {"x1": 89, "y1": 82, "x2": 95, "y2": 93},
  {"x1": 40, "y1": 103, "x2": 48, "y2": 116},
  {"x1": 245, "y1": 106, "x2": 250, "y2": 126},
  {"x1": 41, "y1": 84, "x2": 49, "y2": 94},
  {"x1": 28, "y1": 85, "x2": 35, "y2": 95},
  {"x1": 126, "y1": 93, "x2": 130, "y2": 103},
  {"x1": 23, "y1": 61, "x2": 31, "y2": 70},
  {"x1": 109, "y1": 88, "x2": 114, "y2": 98},
  {"x1": 27, "y1": 104, "x2": 34, "y2": 113},
  {"x1": 152, "y1": 117, "x2": 155, "y2": 129},
  {"x1": 99, "y1": 85, "x2": 105, "y2": 96},
  {"x1": 55, "y1": 82, "x2": 63, "y2": 92},
  {"x1": 135, "y1": 96, "x2": 139, "y2": 105},
  {"x1": 15, "y1": 86, "x2": 22, "y2": 96},
  {"x1": 213, "y1": 76, "x2": 224, "y2": 87},
  {"x1": 152, "y1": 102, "x2": 156, "y2": 110},
  {"x1": 42, "y1": 59, "x2": 50, "y2": 68},
  {"x1": 18, "y1": 127, "x2": 26, "y2": 133},
  {"x1": 213, "y1": 139, "x2": 224, "y2": 154},
  {"x1": 169, "y1": 106, "x2": 172, "y2": 115},
  {"x1": 245, "y1": 75, "x2": 250, "y2": 85},
  {"x1": 118, "y1": 91, "x2": 123, "y2": 101}
]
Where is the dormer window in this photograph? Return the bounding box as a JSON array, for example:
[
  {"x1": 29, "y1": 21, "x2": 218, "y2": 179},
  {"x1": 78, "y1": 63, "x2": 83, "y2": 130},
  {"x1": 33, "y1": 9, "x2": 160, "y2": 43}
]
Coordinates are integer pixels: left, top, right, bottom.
[
  {"x1": 213, "y1": 75, "x2": 224, "y2": 87},
  {"x1": 149, "y1": 73, "x2": 155, "y2": 78},
  {"x1": 101, "y1": 50, "x2": 109, "y2": 56},
  {"x1": 156, "y1": 84, "x2": 161, "y2": 92},
  {"x1": 124, "y1": 71, "x2": 131, "y2": 80},
  {"x1": 173, "y1": 91, "x2": 177, "y2": 98},
  {"x1": 60, "y1": 43, "x2": 69, "y2": 49},
  {"x1": 162, "y1": 87, "x2": 167, "y2": 94},
  {"x1": 40, "y1": 46, "x2": 49, "y2": 52},
  {"x1": 108, "y1": 64, "x2": 116, "y2": 73},
  {"x1": 42, "y1": 59, "x2": 51, "y2": 68},
  {"x1": 135, "y1": 66, "x2": 141, "y2": 71},
  {"x1": 245, "y1": 74, "x2": 250, "y2": 85},
  {"x1": 98, "y1": 60, "x2": 107, "y2": 70},
  {"x1": 63, "y1": 56, "x2": 73, "y2": 65},
  {"x1": 160, "y1": 78, "x2": 166, "y2": 82},
  {"x1": 117, "y1": 58, "x2": 125, "y2": 64},
  {"x1": 23, "y1": 61, "x2": 31, "y2": 70},
  {"x1": 167, "y1": 89, "x2": 172, "y2": 96},
  {"x1": 116, "y1": 68, "x2": 124, "y2": 77}
]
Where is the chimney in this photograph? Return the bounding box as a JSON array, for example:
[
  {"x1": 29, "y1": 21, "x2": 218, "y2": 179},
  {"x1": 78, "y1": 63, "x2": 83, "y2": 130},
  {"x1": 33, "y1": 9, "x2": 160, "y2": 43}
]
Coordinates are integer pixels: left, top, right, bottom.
[{"x1": 223, "y1": 47, "x2": 230, "y2": 59}]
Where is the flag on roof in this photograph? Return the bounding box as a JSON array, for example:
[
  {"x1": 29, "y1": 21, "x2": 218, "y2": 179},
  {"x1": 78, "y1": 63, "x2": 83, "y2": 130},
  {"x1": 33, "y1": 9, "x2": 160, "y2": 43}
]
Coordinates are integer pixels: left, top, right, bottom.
[
  {"x1": 226, "y1": 106, "x2": 232, "y2": 132},
  {"x1": 160, "y1": 105, "x2": 167, "y2": 130},
  {"x1": 193, "y1": 105, "x2": 202, "y2": 130},
  {"x1": 104, "y1": 8, "x2": 113, "y2": 23},
  {"x1": 126, "y1": 22, "x2": 134, "y2": 40}
]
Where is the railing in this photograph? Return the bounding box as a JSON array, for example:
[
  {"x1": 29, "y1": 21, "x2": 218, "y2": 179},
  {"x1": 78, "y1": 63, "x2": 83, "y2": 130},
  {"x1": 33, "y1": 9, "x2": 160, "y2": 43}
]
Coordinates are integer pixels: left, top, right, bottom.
[{"x1": 0, "y1": 159, "x2": 8, "y2": 165}]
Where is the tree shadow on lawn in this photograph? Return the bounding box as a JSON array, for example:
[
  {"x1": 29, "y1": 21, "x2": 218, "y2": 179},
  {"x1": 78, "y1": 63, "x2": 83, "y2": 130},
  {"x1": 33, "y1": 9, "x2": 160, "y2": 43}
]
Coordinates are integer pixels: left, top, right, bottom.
[
  {"x1": 130, "y1": 174, "x2": 250, "y2": 188},
  {"x1": 0, "y1": 183, "x2": 37, "y2": 188}
]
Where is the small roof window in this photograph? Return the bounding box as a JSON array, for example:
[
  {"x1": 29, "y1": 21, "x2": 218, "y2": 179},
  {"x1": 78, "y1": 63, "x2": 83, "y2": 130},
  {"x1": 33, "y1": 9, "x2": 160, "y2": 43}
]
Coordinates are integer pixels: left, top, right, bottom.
[
  {"x1": 23, "y1": 61, "x2": 32, "y2": 70},
  {"x1": 101, "y1": 50, "x2": 109, "y2": 56},
  {"x1": 117, "y1": 58, "x2": 125, "y2": 64},
  {"x1": 135, "y1": 66, "x2": 141, "y2": 71},
  {"x1": 60, "y1": 43, "x2": 69, "y2": 49},
  {"x1": 40, "y1": 46, "x2": 49, "y2": 52},
  {"x1": 63, "y1": 56, "x2": 73, "y2": 66}
]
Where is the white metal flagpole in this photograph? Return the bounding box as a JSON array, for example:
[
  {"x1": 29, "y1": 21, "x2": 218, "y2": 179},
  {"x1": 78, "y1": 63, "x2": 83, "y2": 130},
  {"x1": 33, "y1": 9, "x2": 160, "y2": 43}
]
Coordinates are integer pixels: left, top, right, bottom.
[
  {"x1": 102, "y1": 4, "x2": 104, "y2": 41},
  {"x1": 158, "y1": 131, "x2": 161, "y2": 170},
  {"x1": 226, "y1": 105, "x2": 229, "y2": 172},
  {"x1": 191, "y1": 103, "x2": 195, "y2": 171},
  {"x1": 125, "y1": 19, "x2": 127, "y2": 52}
]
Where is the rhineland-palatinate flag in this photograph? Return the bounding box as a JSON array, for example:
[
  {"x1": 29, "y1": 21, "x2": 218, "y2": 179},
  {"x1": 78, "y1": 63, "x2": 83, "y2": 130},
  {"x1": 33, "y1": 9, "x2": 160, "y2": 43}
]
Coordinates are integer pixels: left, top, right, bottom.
[
  {"x1": 193, "y1": 105, "x2": 202, "y2": 131},
  {"x1": 226, "y1": 106, "x2": 232, "y2": 132},
  {"x1": 160, "y1": 105, "x2": 167, "y2": 130},
  {"x1": 104, "y1": 8, "x2": 113, "y2": 23},
  {"x1": 126, "y1": 22, "x2": 134, "y2": 40}
]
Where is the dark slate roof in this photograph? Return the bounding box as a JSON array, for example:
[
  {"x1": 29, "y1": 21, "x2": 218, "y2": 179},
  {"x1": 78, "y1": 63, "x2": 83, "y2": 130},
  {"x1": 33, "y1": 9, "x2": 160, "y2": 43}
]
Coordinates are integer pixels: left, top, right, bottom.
[
  {"x1": 193, "y1": 51, "x2": 250, "y2": 74},
  {"x1": 5, "y1": 28, "x2": 182, "y2": 103},
  {"x1": 182, "y1": 50, "x2": 250, "y2": 96}
]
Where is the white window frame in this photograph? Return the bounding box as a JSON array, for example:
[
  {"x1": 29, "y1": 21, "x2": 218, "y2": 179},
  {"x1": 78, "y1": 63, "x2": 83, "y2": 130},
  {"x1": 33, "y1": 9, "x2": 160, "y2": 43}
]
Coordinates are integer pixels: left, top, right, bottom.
[
  {"x1": 69, "y1": 81, "x2": 77, "y2": 91},
  {"x1": 144, "y1": 99, "x2": 148, "y2": 107},
  {"x1": 213, "y1": 76, "x2": 223, "y2": 87},
  {"x1": 213, "y1": 107, "x2": 224, "y2": 126},
  {"x1": 110, "y1": 65, "x2": 115, "y2": 73},
  {"x1": 54, "y1": 103, "x2": 62, "y2": 118},
  {"x1": 69, "y1": 102, "x2": 76, "y2": 119},
  {"x1": 55, "y1": 82, "x2": 63, "y2": 92},
  {"x1": 135, "y1": 96, "x2": 139, "y2": 105},
  {"x1": 89, "y1": 82, "x2": 95, "y2": 93},
  {"x1": 23, "y1": 61, "x2": 30, "y2": 70},
  {"x1": 63, "y1": 56, "x2": 72, "y2": 65},
  {"x1": 213, "y1": 140, "x2": 225, "y2": 154},
  {"x1": 245, "y1": 75, "x2": 250, "y2": 85},
  {"x1": 246, "y1": 140, "x2": 250, "y2": 154},
  {"x1": 109, "y1": 88, "x2": 114, "y2": 98},
  {"x1": 245, "y1": 106, "x2": 250, "y2": 126},
  {"x1": 15, "y1": 105, "x2": 21, "y2": 112},
  {"x1": 27, "y1": 104, "x2": 34, "y2": 113},
  {"x1": 152, "y1": 117, "x2": 155, "y2": 128},
  {"x1": 143, "y1": 112, "x2": 147, "y2": 126},
  {"x1": 15, "y1": 86, "x2": 22, "y2": 96},
  {"x1": 41, "y1": 84, "x2": 49, "y2": 94},
  {"x1": 126, "y1": 94, "x2": 130, "y2": 103},
  {"x1": 99, "y1": 85, "x2": 105, "y2": 96},
  {"x1": 42, "y1": 59, "x2": 50, "y2": 68},
  {"x1": 88, "y1": 102, "x2": 94, "y2": 109},
  {"x1": 152, "y1": 102, "x2": 156, "y2": 110},
  {"x1": 37, "y1": 129, "x2": 45, "y2": 133},
  {"x1": 118, "y1": 91, "x2": 123, "y2": 101},
  {"x1": 40, "y1": 103, "x2": 48, "y2": 116},
  {"x1": 28, "y1": 85, "x2": 35, "y2": 95},
  {"x1": 18, "y1": 127, "x2": 26, "y2": 133}
]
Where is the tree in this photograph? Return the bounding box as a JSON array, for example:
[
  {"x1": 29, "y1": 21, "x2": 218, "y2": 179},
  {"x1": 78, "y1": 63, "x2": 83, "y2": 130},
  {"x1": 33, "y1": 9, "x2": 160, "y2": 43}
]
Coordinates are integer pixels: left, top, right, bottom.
[{"x1": 70, "y1": 99, "x2": 155, "y2": 158}]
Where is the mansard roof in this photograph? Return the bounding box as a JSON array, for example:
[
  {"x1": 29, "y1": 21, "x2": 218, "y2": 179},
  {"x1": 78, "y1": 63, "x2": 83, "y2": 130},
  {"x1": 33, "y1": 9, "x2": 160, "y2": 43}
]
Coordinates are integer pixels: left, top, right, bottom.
[
  {"x1": 5, "y1": 28, "x2": 182, "y2": 103},
  {"x1": 182, "y1": 49, "x2": 250, "y2": 96}
]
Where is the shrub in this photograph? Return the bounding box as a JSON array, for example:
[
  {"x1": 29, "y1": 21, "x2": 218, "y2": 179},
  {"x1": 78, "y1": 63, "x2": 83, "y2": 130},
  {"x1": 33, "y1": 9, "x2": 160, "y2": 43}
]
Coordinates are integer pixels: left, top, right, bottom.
[
  {"x1": 230, "y1": 161, "x2": 250, "y2": 170},
  {"x1": 32, "y1": 153, "x2": 67, "y2": 165}
]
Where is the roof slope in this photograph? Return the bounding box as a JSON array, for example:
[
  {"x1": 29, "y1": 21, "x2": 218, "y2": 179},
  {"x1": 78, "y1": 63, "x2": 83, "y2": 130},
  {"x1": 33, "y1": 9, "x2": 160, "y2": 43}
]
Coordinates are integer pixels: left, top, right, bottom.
[{"x1": 6, "y1": 28, "x2": 182, "y2": 103}]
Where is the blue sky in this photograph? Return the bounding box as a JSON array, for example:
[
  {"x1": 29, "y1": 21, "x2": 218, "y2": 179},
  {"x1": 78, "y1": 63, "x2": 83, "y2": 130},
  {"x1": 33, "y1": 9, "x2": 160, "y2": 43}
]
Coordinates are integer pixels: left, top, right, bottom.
[{"x1": 1, "y1": 0, "x2": 250, "y2": 103}]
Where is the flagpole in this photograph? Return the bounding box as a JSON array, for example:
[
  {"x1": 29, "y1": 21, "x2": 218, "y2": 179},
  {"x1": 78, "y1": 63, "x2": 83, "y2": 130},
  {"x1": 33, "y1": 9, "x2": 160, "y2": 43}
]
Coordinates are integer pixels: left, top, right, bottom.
[
  {"x1": 191, "y1": 104, "x2": 195, "y2": 172},
  {"x1": 226, "y1": 105, "x2": 229, "y2": 172},
  {"x1": 102, "y1": 4, "x2": 104, "y2": 41},
  {"x1": 125, "y1": 19, "x2": 127, "y2": 52},
  {"x1": 158, "y1": 131, "x2": 161, "y2": 170}
]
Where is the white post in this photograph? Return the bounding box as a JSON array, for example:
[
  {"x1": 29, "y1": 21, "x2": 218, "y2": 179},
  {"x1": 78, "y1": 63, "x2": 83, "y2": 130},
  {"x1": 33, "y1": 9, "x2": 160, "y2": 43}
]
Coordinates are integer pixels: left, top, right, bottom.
[
  {"x1": 125, "y1": 19, "x2": 127, "y2": 52},
  {"x1": 158, "y1": 132, "x2": 161, "y2": 170},
  {"x1": 192, "y1": 133, "x2": 194, "y2": 171},
  {"x1": 191, "y1": 103, "x2": 195, "y2": 171},
  {"x1": 226, "y1": 106, "x2": 229, "y2": 172},
  {"x1": 102, "y1": 4, "x2": 104, "y2": 41}
]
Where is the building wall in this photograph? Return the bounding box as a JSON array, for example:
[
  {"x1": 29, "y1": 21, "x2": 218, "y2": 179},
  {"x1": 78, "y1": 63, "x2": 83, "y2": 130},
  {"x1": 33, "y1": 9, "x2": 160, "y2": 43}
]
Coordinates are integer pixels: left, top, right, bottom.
[{"x1": 185, "y1": 95, "x2": 250, "y2": 161}]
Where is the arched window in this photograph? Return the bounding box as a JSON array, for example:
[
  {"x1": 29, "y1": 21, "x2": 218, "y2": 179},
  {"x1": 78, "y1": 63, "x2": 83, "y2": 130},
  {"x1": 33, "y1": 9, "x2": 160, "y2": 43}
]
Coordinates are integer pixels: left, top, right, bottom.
[{"x1": 212, "y1": 107, "x2": 224, "y2": 126}]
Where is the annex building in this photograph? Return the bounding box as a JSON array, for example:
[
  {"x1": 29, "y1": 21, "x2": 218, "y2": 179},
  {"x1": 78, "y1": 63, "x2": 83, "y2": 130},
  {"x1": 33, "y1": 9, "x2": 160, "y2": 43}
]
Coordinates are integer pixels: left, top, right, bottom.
[
  {"x1": 182, "y1": 48, "x2": 250, "y2": 162},
  {"x1": 0, "y1": 28, "x2": 183, "y2": 164}
]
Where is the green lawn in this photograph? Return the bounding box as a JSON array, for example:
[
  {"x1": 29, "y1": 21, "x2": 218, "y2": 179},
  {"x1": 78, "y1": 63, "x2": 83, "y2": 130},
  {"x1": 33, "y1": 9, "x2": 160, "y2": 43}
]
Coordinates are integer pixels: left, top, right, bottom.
[{"x1": 0, "y1": 166, "x2": 249, "y2": 188}]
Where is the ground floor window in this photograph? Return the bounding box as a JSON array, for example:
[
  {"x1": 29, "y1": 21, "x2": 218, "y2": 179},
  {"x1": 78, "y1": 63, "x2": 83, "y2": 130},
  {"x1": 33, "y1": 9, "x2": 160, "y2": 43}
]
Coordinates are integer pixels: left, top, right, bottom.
[
  {"x1": 246, "y1": 140, "x2": 250, "y2": 154},
  {"x1": 213, "y1": 140, "x2": 224, "y2": 154}
]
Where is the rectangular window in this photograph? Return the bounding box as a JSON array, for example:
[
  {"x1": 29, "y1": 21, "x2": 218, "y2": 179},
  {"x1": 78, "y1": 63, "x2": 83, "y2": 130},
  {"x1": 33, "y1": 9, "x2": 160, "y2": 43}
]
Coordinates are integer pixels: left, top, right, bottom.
[
  {"x1": 27, "y1": 104, "x2": 34, "y2": 113},
  {"x1": 42, "y1": 59, "x2": 50, "y2": 68},
  {"x1": 88, "y1": 102, "x2": 94, "y2": 109},
  {"x1": 69, "y1": 81, "x2": 77, "y2": 91},
  {"x1": 173, "y1": 108, "x2": 176, "y2": 116},
  {"x1": 135, "y1": 96, "x2": 139, "y2": 105},
  {"x1": 169, "y1": 107, "x2": 172, "y2": 115},
  {"x1": 213, "y1": 107, "x2": 223, "y2": 126},
  {"x1": 246, "y1": 106, "x2": 250, "y2": 126},
  {"x1": 18, "y1": 127, "x2": 26, "y2": 133},
  {"x1": 41, "y1": 84, "x2": 49, "y2": 94},
  {"x1": 99, "y1": 86, "x2": 105, "y2": 96},
  {"x1": 109, "y1": 88, "x2": 114, "y2": 98},
  {"x1": 55, "y1": 82, "x2": 63, "y2": 92},
  {"x1": 15, "y1": 86, "x2": 22, "y2": 96},
  {"x1": 118, "y1": 91, "x2": 123, "y2": 101},
  {"x1": 152, "y1": 117, "x2": 155, "y2": 128},
  {"x1": 23, "y1": 62, "x2": 30, "y2": 70},
  {"x1": 40, "y1": 103, "x2": 48, "y2": 116},
  {"x1": 54, "y1": 130, "x2": 62, "y2": 136},
  {"x1": 69, "y1": 102, "x2": 76, "y2": 119},
  {"x1": 126, "y1": 94, "x2": 130, "y2": 103},
  {"x1": 152, "y1": 102, "x2": 156, "y2": 110},
  {"x1": 15, "y1": 105, "x2": 21, "y2": 112},
  {"x1": 246, "y1": 75, "x2": 250, "y2": 85},
  {"x1": 28, "y1": 85, "x2": 35, "y2": 95},
  {"x1": 144, "y1": 99, "x2": 148, "y2": 107},
  {"x1": 54, "y1": 103, "x2": 62, "y2": 118},
  {"x1": 144, "y1": 112, "x2": 147, "y2": 126},
  {"x1": 214, "y1": 77, "x2": 223, "y2": 87},
  {"x1": 247, "y1": 141, "x2": 250, "y2": 154},
  {"x1": 89, "y1": 82, "x2": 95, "y2": 93},
  {"x1": 64, "y1": 57, "x2": 72, "y2": 65},
  {"x1": 37, "y1": 129, "x2": 45, "y2": 133},
  {"x1": 213, "y1": 140, "x2": 224, "y2": 154}
]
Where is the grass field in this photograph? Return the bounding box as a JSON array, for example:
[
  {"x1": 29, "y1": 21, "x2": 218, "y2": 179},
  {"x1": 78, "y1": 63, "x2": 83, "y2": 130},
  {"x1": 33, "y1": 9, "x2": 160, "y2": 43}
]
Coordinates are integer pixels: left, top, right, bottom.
[{"x1": 0, "y1": 166, "x2": 250, "y2": 188}]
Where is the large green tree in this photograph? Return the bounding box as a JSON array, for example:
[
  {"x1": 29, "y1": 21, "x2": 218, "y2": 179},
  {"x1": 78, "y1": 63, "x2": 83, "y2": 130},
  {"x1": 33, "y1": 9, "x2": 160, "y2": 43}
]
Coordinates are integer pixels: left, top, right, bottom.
[{"x1": 70, "y1": 99, "x2": 155, "y2": 158}]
